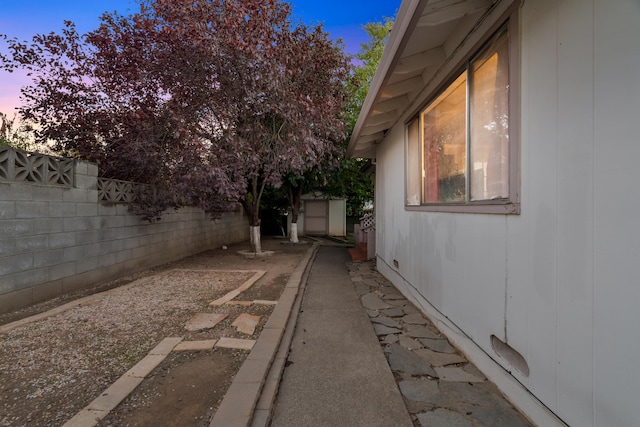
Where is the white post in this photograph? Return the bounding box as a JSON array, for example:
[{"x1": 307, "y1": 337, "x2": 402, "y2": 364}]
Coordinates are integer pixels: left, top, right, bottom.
[
  {"x1": 250, "y1": 225, "x2": 262, "y2": 253},
  {"x1": 354, "y1": 224, "x2": 362, "y2": 245},
  {"x1": 290, "y1": 222, "x2": 299, "y2": 243}
]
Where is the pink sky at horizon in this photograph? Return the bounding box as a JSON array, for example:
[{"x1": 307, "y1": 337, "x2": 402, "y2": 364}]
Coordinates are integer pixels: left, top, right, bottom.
[{"x1": 0, "y1": 0, "x2": 400, "y2": 117}]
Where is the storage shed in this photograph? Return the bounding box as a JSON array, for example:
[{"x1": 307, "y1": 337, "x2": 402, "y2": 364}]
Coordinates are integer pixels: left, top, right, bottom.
[{"x1": 288, "y1": 194, "x2": 346, "y2": 237}]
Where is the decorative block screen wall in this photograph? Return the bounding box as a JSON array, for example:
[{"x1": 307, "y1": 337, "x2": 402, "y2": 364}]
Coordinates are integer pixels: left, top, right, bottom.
[
  {"x1": 97, "y1": 178, "x2": 137, "y2": 203},
  {"x1": 0, "y1": 146, "x2": 249, "y2": 314},
  {"x1": 0, "y1": 146, "x2": 74, "y2": 187}
]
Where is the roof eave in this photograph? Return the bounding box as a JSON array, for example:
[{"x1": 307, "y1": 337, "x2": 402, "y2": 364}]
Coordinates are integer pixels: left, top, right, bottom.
[
  {"x1": 347, "y1": 0, "x2": 423, "y2": 159},
  {"x1": 347, "y1": 0, "x2": 504, "y2": 159}
]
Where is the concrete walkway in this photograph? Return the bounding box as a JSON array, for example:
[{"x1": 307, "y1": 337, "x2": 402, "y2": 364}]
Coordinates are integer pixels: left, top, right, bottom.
[
  {"x1": 57, "y1": 240, "x2": 535, "y2": 426},
  {"x1": 206, "y1": 242, "x2": 533, "y2": 426},
  {"x1": 270, "y1": 245, "x2": 413, "y2": 426}
]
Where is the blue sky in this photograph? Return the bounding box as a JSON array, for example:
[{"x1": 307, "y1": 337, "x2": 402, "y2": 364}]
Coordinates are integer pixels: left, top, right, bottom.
[{"x1": 0, "y1": 0, "x2": 400, "y2": 114}]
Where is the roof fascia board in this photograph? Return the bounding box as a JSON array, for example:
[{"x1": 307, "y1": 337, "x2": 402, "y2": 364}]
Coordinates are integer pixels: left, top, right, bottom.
[{"x1": 347, "y1": 0, "x2": 425, "y2": 158}]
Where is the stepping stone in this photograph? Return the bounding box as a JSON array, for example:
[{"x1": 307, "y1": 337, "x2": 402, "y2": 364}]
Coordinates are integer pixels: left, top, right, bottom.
[
  {"x1": 232, "y1": 313, "x2": 261, "y2": 335},
  {"x1": 403, "y1": 305, "x2": 420, "y2": 315},
  {"x1": 383, "y1": 293, "x2": 406, "y2": 301},
  {"x1": 465, "y1": 405, "x2": 527, "y2": 427},
  {"x1": 253, "y1": 300, "x2": 277, "y2": 305},
  {"x1": 174, "y1": 340, "x2": 218, "y2": 351},
  {"x1": 381, "y1": 307, "x2": 405, "y2": 317},
  {"x1": 399, "y1": 379, "x2": 442, "y2": 404},
  {"x1": 406, "y1": 325, "x2": 440, "y2": 339},
  {"x1": 435, "y1": 366, "x2": 484, "y2": 383},
  {"x1": 440, "y1": 382, "x2": 498, "y2": 406},
  {"x1": 373, "y1": 324, "x2": 402, "y2": 336},
  {"x1": 382, "y1": 334, "x2": 399, "y2": 345},
  {"x1": 417, "y1": 409, "x2": 473, "y2": 427},
  {"x1": 185, "y1": 313, "x2": 228, "y2": 332},
  {"x1": 420, "y1": 338, "x2": 457, "y2": 354},
  {"x1": 403, "y1": 313, "x2": 429, "y2": 325},
  {"x1": 381, "y1": 286, "x2": 397, "y2": 294},
  {"x1": 355, "y1": 285, "x2": 370, "y2": 296},
  {"x1": 387, "y1": 344, "x2": 438, "y2": 377},
  {"x1": 385, "y1": 299, "x2": 408, "y2": 307},
  {"x1": 371, "y1": 316, "x2": 402, "y2": 329},
  {"x1": 415, "y1": 348, "x2": 466, "y2": 366},
  {"x1": 366, "y1": 310, "x2": 379, "y2": 318},
  {"x1": 361, "y1": 293, "x2": 392, "y2": 310},
  {"x1": 398, "y1": 336, "x2": 423, "y2": 350},
  {"x1": 463, "y1": 363, "x2": 486, "y2": 380},
  {"x1": 216, "y1": 337, "x2": 255, "y2": 350}
]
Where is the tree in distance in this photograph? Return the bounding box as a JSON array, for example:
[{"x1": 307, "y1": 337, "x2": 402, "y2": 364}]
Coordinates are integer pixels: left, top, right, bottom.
[
  {"x1": 0, "y1": 0, "x2": 351, "y2": 252},
  {"x1": 281, "y1": 17, "x2": 393, "y2": 241}
]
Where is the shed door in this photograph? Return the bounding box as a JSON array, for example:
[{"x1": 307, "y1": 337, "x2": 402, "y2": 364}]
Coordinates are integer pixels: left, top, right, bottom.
[{"x1": 304, "y1": 200, "x2": 328, "y2": 235}]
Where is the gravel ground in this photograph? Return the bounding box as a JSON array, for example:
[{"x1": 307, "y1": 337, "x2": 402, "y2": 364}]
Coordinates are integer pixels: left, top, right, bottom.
[
  {"x1": 0, "y1": 238, "x2": 310, "y2": 427},
  {"x1": 0, "y1": 269, "x2": 256, "y2": 427}
]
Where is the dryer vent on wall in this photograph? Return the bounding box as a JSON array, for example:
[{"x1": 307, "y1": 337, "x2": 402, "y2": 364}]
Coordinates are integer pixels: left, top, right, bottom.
[{"x1": 491, "y1": 335, "x2": 530, "y2": 377}]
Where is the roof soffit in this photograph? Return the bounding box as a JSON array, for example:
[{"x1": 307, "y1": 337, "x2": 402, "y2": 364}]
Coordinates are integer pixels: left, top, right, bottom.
[{"x1": 347, "y1": 0, "x2": 501, "y2": 159}]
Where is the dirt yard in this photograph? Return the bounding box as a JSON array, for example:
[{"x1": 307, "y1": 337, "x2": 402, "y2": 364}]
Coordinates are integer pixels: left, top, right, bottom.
[{"x1": 0, "y1": 237, "x2": 311, "y2": 427}]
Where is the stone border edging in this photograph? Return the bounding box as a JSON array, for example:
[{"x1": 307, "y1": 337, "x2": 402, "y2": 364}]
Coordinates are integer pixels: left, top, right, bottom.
[
  {"x1": 208, "y1": 242, "x2": 320, "y2": 427},
  {"x1": 1, "y1": 250, "x2": 317, "y2": 427},
  {"x1": 0, "y1": 269, "x2": 264, "y2": 335},
  {"x1": 250, "y1": 244, "x2": 318, "y2": 427},
  {"x1": 62, "y1": 337, "x2": 184, "y2": 427},
  {"x1": 209, "y1": 270, "x2": 267, "y2": 306},
  {"x1": 0, "y1": 275, "x2": 159, "y2": 335},
  {"x1": 2, "y1": 267, "x2": 270, "y2": 427}
]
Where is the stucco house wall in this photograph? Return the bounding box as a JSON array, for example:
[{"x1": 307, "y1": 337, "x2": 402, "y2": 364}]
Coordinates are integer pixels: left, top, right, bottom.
[{"x1": 349, "y1": 1, "x2": 640, "y2": 426}]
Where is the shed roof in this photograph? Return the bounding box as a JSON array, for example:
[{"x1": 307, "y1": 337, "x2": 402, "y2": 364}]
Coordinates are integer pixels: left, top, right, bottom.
[{"x1": 347, "y1": 0, "x2": 501, "y2": 158}]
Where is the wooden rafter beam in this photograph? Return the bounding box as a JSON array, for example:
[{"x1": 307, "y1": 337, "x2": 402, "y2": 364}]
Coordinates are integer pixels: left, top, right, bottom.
[{"x1": 418, "y1": 0, "x2": 494, "y2": 27}]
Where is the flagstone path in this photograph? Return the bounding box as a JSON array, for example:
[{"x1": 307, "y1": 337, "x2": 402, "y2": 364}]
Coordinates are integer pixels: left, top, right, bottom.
[{"x1": 349, "y1": 261, "x2": 532, "y2": 427}]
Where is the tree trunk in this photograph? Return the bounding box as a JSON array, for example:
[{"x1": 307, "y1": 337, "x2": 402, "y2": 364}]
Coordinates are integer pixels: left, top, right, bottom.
[
  {"x1": 288, "y1": 181, "x2": 304, "y2": 243},
  {"x1": 250, "y1": 225, "x2": 262, "y2": 253},
  {"x1": 290, "y1": 222, "x2": 299, "y2": 243},
  {"x1": 242, "y1": 176, "x2": 265, "y2": 253}
]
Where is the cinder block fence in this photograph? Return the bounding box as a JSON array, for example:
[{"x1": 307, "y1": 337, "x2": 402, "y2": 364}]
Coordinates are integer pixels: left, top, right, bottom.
[{"x1": 0, "y1": 146, "x2": 249, "y2": 314}]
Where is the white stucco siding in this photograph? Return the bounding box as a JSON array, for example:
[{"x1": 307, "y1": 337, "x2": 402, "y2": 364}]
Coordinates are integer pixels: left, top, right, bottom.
[
  {"x1": 513, "y1": 0, "x2": 563, "y2": 416},
  {"x1": 516, "y1": 1, "x2": 640, "y2": 425},
  {"x1": 592, "y1": 1, "x2": 640, "y2": 426},
  {"x1": 372, "y1": 1, "x2": 640, "y2": 425},
  {"x1": 375, "y1": 126, "x2": 507, "y2": 354},
  {"x1": 555, "y1": 1, "x2": 597, "y2": 423}
]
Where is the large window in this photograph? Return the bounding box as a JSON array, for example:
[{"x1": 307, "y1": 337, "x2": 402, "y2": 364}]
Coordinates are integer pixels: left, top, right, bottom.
[{"x1": 406, "y1": 25, "x2": 518, "y2": 214}]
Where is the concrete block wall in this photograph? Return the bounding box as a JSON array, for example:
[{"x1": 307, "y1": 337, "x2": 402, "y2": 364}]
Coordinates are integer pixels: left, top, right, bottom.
[{"x1": 0, "y1": 160, "x2": 249, "y2": 314}]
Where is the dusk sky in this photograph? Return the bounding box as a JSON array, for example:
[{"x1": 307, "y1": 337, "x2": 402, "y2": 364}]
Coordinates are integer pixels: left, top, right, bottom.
[{"x1": 0, "y1": 0, "x2": 400, "y2": 116}]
